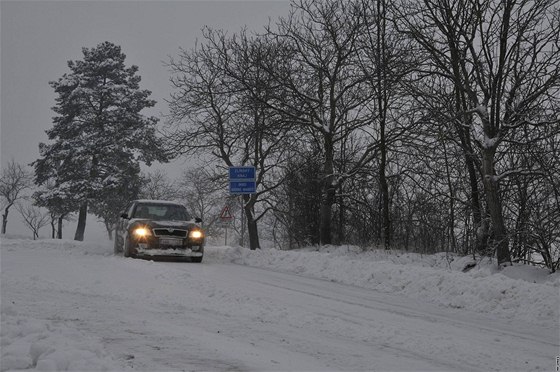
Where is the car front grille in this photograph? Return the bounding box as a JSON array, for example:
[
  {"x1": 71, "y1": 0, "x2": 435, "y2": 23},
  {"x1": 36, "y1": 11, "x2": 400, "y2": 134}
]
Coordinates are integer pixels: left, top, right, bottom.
[{"x1": 153, "y1": 229, "x2": 187, "y2": 238}]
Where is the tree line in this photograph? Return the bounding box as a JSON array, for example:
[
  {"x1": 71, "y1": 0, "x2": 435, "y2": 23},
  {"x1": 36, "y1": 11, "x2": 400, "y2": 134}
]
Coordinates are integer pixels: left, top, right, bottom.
[
  {"x1": 164, "y1": 0, "x2": 559, "y2": 270},
  {"x1": 1, "y1": 0, "x2": 558, "y2": 271},
  {"x1": 0, "y1": 161, "x2": 225, "y2": 242}
]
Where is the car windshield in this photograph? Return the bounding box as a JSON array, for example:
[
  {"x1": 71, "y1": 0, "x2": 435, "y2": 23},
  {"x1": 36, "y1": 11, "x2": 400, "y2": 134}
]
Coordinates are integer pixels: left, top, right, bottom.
[{"x1": 132, "y1": 204, "x2": 190, "y2": 221}]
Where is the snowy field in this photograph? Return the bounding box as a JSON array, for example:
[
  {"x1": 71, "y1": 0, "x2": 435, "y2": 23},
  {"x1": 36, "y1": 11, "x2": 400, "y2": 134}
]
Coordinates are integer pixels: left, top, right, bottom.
[{"x1": 1, "y1": 236, "x2": 558, "y2": 371}]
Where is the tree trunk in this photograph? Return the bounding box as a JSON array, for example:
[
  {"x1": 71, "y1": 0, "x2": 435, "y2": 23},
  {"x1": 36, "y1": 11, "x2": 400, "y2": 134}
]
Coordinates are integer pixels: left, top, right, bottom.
[
  {"x1": 57, "y1": 216, "x2": 64, "y2": 239},
  {"x1": 337, "y1": 191, "x2": 345, "y2": 244},
  {"x1": 288, "y1": 192, "x2": 294, "y2": 250},
  {"x1": 319, "y1": 135, "x2": 335, "y2": 245},
  {"x1": 466, "y1": 155, "x2": 485, "y2": 254},
  {"x1": 243, "y1": 195, "x2": 260, "y2": 250},
  {"x1": 379, "y1": 150, "x2": 390, "y2": 249},
  {"x1": 442, "y1": 141, "x2": 456, "y2": 252},
  {"x1": 74, "y1": 201, "x2": 88, "y2": 241},
  {"x1": 481, "y1": 147, "x2": 511, "y2": 266},
  {"x1": 51, "y1": 219, "x2": 56, "y2": 239},
  {"x1": 447, "y1": 20, "x2": 485, "y2": 257},
  {"x1": 511, "y1": 179, "x2": 529, "y2": 260},
  {"x1": 246, "y1": 218, "x2": 260, "y2": 250},
  {"x1": 105, "y1": 221, "x2": 114, "y2": 241},
  {"x1": 319, "y1": 187, "x2": 335, "y2": 245},
  {"x1": 2, "y1": 204, "x2": 11, "y2": 234},
  {"x1": 376, "y1": 0, "x2": 391, "y2": 250}
]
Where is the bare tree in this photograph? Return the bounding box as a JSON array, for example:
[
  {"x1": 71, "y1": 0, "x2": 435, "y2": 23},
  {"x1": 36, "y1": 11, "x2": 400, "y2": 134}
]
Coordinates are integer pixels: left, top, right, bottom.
[
  {"x1": 166, "y1": 28, "x2": 294, "y2": 250},
  {"x1": 177, "y1": 167, "x2": 228, "y2": 236},
  {"x1": 0, "y1": 160, "x2": 32, "y2": 234},
  {"x1": 139, "y1": 169, "x2": 180, "y2": 201},
  {"x1": 16, "y1": 202, "x2": 49, "y2": 240},
  {"x1": 394, "y1": 0, "x2": 560, "y2": 266},
  {"x1": 355, "y1": 0, "x2": 419, "y2": 248},
  {"x1": 258, "y1": 0, "x2": 378, "y2": 245}
]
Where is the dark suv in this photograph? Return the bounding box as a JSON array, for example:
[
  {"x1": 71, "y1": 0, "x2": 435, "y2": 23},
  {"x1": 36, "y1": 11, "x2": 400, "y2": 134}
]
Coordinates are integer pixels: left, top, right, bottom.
[{"x1": 114, "y1": 200, "x2": 205, "y2": 262}]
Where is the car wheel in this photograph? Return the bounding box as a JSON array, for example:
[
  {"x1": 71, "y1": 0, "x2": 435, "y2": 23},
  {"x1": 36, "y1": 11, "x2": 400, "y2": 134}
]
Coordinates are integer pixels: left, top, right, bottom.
[{"x1": 191, "y1": 256, "x2": 203, "y2": 263}]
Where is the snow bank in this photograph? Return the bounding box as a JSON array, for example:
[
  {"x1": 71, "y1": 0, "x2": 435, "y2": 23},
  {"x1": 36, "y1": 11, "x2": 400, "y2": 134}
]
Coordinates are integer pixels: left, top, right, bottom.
[{"x1": 213, "y1": 245, "x2": 559, "y2": 327}]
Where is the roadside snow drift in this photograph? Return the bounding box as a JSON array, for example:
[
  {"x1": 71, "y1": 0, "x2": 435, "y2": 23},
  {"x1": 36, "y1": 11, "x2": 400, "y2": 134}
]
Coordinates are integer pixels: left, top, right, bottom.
[{"x1": 217, "y1": 245, "x2": 559, "y2": 327}]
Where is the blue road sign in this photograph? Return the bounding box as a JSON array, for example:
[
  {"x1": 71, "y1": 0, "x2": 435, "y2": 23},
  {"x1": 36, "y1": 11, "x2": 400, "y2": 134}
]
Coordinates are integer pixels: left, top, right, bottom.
[
  {"x1": 229, "y1": 166, "x2": 256, "y2": 180},
  {"x1": 229, "y1": 166, "x2": 256, "y2": 194}
]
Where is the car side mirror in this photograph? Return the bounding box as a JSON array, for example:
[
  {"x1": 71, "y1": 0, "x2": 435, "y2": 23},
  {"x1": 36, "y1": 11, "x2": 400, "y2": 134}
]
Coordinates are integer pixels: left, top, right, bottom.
[
  {"x1": 194, "y1": 217, "x2": 202, "y2": 223},
  {"x1": 121, "y1": 213, "x2": 129, "y2": 219}
]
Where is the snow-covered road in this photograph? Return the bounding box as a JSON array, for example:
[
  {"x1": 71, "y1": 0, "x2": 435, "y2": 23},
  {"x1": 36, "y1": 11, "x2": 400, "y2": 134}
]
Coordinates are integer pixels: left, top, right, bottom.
[{"x1": 1, "y1": 238, "x2": 558, "y2": 371}]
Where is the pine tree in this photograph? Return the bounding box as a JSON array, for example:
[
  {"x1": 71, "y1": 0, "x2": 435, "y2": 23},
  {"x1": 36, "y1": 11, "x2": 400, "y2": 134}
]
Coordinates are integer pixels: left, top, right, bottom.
[{"x1": 34, "y1": 41, "x2": 167, "y2": 241}]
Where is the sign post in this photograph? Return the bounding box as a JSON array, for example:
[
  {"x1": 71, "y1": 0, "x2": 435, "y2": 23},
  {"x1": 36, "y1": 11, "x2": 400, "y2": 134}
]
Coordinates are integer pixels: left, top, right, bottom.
[{"x1": 219, "y1": 205, "x2": 233, "y2": 245}]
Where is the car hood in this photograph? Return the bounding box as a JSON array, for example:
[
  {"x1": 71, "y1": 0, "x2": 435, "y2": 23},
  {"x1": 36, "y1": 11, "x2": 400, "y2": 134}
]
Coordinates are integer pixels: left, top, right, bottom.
[{"x1": 128, "y1": 219, "x2": 198, "y2": 231}]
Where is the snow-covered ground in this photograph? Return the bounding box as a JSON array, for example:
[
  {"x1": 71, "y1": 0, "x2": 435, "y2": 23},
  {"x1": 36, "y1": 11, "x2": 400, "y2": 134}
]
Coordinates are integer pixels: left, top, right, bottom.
[
  {"x1": 1, "y1": 236, "x2": 558, "y2": 371},
  {"x1": 218, "y1": 244, "x2": 559, "y2": 327}
]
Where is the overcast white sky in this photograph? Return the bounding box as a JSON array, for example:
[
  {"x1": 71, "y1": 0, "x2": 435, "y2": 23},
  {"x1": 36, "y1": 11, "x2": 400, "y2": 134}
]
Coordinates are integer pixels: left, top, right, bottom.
[{"x1": 1, "y1": 0, "x2": 290, "y2": 176}]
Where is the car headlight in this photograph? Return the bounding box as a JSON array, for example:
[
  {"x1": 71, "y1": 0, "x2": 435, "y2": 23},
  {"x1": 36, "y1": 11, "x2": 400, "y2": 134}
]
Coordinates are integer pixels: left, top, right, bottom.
[
  {"x1": 133, "y1": 227, "x2": 151, "y2": 237},
  {"x1": 189, "y1": 229, "x2": 203, "y2": 239}
]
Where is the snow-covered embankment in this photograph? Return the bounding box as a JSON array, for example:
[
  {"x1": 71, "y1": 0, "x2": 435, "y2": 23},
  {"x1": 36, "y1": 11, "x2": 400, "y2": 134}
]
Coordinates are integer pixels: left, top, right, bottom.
[{"x1": 215, "y1": 244, "x2": 559, "y2": 327}]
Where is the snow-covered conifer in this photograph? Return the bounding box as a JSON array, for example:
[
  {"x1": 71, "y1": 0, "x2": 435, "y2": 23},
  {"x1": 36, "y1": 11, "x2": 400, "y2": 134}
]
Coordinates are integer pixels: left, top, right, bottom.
[{"x1": 33, "y1": 41, "x2": 168, "y2": 241}]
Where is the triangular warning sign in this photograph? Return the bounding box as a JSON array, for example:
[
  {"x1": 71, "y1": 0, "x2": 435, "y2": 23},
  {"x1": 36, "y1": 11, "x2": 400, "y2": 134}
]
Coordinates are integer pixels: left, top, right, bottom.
[{"x1": 220, "y1": 205, "x2": 233, "y2": 220}]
